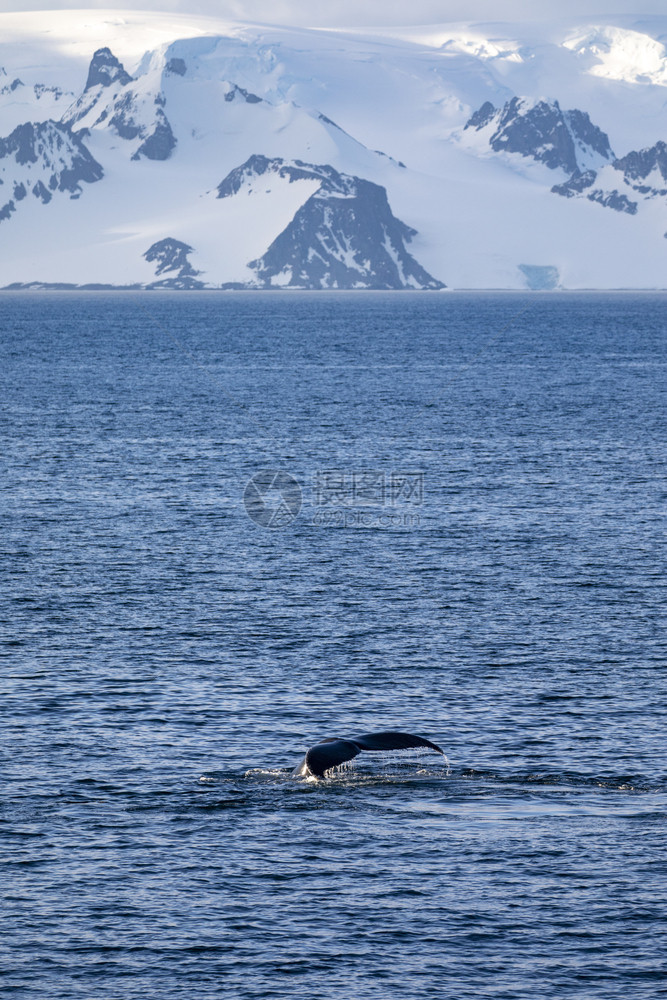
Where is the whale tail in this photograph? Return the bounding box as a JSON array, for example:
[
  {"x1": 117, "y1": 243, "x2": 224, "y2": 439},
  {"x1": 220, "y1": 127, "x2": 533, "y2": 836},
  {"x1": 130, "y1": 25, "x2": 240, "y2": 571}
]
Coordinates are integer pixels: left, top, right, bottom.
[
  {"x1": 300, "y1": 730, "x2": 444, "y2": 778},
  {"x1": 352, "y1": 731, "x2": 443, "y2": 754}
]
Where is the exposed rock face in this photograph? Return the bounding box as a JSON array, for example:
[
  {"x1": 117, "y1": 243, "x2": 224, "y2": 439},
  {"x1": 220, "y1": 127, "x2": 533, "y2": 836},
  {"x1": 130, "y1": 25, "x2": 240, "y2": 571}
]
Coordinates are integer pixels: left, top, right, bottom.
[
  {"x1": 132, "y1": 112, "x2": 176, "y2": 161},
  {"x1": 217, "y1": 156, "x2": 444, "y2": 289},
  {"x1": 0, "y1": 120, "x2": 103, "y2": 222},
  {"x1": 84, "y1": 47, "x2": 133, "y2": 91},
  {"x1": 1, "y1": 77, "x2": 23, "y2": 94},
  {"x1": 67, "y1": 49, "x2": 129, "y2": 129},
  {"x1": 563, "y1": 109, "x2": 615, "y2": 167},
  {"x1": 587, "y1": 188, "x2": 638, "y2": 214},
  {"x1": 613, "y1": 141, "x2": 667, "y2": 197},
  {"x1": 216, "y1": 154, "x2": 334, "y2": 198},
  {"x1": 551, "y1": 170, "x2": 597, "y2": 197},
  {"x1": 143, "y1": 237, "x2": 204, "y2": 288},
  {"x1": 165, "y1": 57, "x2": 187, "y2": 77},
  {"x1": 464, "y1": 97, "x2": 614, "y2": 174},
  {"x1": 68, "y1": 49, "x2": 177, "y2": 161},
  {"x1": 106, "y1": 92, "x2": 142, "y2": 139},
  {"x1": 34, "y1": 83, "x2": 65, "y2": 101},
  {"x1": 551, "y1": 138, "x2": 667, "y2": 214},
  {"x1": 551, "y1": 169, "x2": 638, "y2": 213},
  {"x1": 224, "y1": 84, "x2": 262, "y2": 104},
  {"x1": 466, "y1": 101, "x2": 496, "y2": 131},
  {"x1": 465, "y1": 96, "x2": 652, "y2": 215},
  {"x1": 614, "y1": 140, "x2": 667, "y2": 183}
]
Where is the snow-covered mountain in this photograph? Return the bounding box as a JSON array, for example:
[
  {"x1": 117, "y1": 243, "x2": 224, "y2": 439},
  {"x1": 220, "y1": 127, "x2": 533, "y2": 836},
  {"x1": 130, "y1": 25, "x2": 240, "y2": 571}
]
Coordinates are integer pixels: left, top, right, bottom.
[{"x1": 1, "y1": 10, "x2": 667, "y2": 288}]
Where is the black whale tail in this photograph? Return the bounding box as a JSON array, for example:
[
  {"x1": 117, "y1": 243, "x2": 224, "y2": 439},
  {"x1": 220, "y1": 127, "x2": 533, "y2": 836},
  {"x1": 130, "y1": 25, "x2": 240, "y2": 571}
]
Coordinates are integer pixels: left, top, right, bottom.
[
  {"x1": 302, "y1": 730, "x2": 444, "y2": 778},
  {"x1": 352, "y1": 731, "x2": 444, "y2": 754}
]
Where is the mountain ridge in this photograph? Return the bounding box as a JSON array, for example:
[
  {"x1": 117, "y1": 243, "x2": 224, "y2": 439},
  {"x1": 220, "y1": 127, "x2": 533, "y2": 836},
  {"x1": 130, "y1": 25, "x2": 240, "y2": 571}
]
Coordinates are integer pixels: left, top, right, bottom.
[{"x1": 1, "y1": 11, "x2": 666, "y2": 289}]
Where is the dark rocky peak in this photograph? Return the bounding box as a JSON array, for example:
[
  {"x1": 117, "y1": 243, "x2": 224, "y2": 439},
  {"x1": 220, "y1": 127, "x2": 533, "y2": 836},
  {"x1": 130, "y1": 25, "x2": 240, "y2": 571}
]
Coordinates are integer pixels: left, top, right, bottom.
[
  {"x1": 465, "y1": 97, "x2": 613, "y2": 174},
  {"x1": 551, "y1": 168, "x2": 638, "y2": 214},
  {"x1": 1, "y1": 120, "x2": 45, "y2": 164},
  {"x1": 68, "y1": 81, "x2": 176, "y2": 161},
  {"x1": 216, "y1": 155, "x2": 354, "y2": 200},
  {"x1": 64, "y1": 47, "x2": 176, "y2": 163},
  {"x1": 614, "y1": 140, "x2": 667, "y2": 184},
  {"x1": 0, "y1": 120, "x2": 101, "y2": 180},
  {"x1": 144, "y1": 237, "x2": 197, "y2": 274},
  {"x1": 85, "y1": 48, "x2": 133, "y2": 92},
  {"x1": 216, "y1": 156, "x2": 445, "y2": 289},
  {"x1": 0, "y1": 77, "x2": 23, "y2": 95},
  {"x1": 565, "y1": 109, "x2": 613, "y2": 161},
  {"x1": 249, "y1": 174, "x2": 444, "y2": 289},
  {"x1": 216, "y1": 153, "x2": 275, "y2": 197},
  {"x1": 465, "y1": 101, "x2": 496, "y2": 130},
  {"x1": 143, "y1": 238, "x2": 204, "y2": 288},
  {"x1": 0, "y1": 120, "x2": 103, "y2": 224},
  {"x1": 224, "y1": 84, "x2": 262, "y2": 104}
]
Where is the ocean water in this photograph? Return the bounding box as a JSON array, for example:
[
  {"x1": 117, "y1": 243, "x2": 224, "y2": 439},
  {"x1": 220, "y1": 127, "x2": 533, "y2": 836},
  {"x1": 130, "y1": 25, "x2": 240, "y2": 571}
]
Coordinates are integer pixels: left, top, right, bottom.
[{"x1": 1, "y1": 291, "x2": 666, "y2": 1000}]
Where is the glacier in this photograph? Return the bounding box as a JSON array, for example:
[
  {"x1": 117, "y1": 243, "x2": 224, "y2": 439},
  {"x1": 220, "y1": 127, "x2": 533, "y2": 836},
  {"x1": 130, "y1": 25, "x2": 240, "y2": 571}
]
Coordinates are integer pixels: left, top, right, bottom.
[{"x1": 1, "y1": 10, "x2": 667, "y2": 289}]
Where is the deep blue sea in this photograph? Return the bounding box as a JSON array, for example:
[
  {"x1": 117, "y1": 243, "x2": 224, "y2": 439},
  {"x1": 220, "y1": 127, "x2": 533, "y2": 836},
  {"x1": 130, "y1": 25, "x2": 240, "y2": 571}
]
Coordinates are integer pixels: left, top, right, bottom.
[{"x1": 1, "y1": 291, "x2": 666, "y2": 1000}]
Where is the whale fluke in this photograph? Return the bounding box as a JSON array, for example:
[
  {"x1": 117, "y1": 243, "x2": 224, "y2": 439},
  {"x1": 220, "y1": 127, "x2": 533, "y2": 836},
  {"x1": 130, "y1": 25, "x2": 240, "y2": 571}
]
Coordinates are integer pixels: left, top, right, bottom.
[{"x1": 293, "y1": 730, "x2": 444, "y2": 778}]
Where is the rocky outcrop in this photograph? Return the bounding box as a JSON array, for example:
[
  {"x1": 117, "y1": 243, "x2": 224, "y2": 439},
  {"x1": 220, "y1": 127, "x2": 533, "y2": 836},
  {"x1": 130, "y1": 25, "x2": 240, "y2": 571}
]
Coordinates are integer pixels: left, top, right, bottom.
[
  {"x1": 68, "y1": 49, "x2": 177, "y2": 161},
  {"x1": 165, "y1": 57, "x2": 187, "y2": 77},
  {"x1": 586, "y1": 188, "x2": 638, "y2": 214},
  {"x1": 465, "y1": 96, "x2": 652, "y2": 215},
  {"x1": 216, "y1": 154, "x2": 339, "y2": 198},
  {"x1": 224, "y1": 84, "x2": 262, "y2": 104},
  {"x1": 551, "y1": 168, "x2": 638, "y2": 213},
  {"x1": 1, "y1": 77, "x2": 23, "y2": 95},
  {"x1": 546, "y1": 138, "x2": 667, "y2": 212},
  {"x1": 217, "y1": 156, "x2": 444, "y2": 289},
  {"x1": 551, "y1": 169, "x2": 597, "y2": 197},
  {"x1": 613, "y1": 141, "x2": 667, "y2": 197},
  {"x1": 0, "y1": 120, "x2": 103, "y2": 223},
  {"x1": 84, "y1": 47, "x2": 133, "y2": 91},
  {"x1": 132, "y1": 111, "x2": 176, "y2": 161},
  {"x1": 464, "y1": 97, "x2": 614, "y2": 174},
  {"x1": 143, "y1": 238, "x2": 205, "y2": 288}
]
